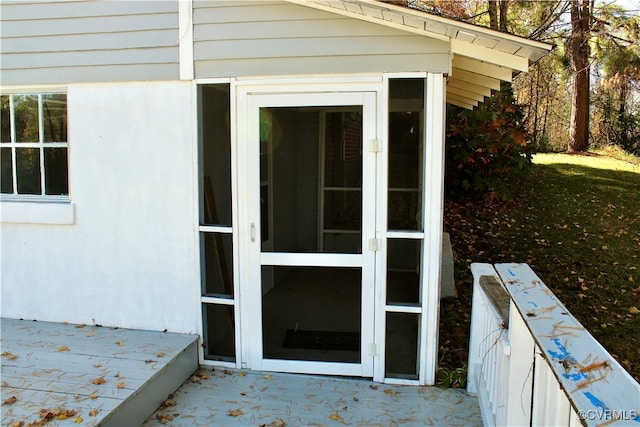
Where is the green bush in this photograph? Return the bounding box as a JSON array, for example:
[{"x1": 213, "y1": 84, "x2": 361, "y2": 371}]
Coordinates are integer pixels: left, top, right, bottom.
[{"x1": 445, "y1": 85, "x2": 533, "y2": 201}]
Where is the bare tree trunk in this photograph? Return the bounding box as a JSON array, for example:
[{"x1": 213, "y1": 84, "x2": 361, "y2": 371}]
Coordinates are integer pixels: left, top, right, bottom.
[
  {"x1": 488, "y1": 0, "x2": 498, "y2": 29},
  {"x1": 499, "y1": 0, "x2": 509, "y2": 31},
  {"x1": 568, "y1": 0, "x2": 591, "y2": 152}
]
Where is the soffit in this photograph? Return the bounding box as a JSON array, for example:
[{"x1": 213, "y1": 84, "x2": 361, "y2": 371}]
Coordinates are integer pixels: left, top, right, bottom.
[{"x1": 284, "y1": 0, "x2": 553, "y2": 109}]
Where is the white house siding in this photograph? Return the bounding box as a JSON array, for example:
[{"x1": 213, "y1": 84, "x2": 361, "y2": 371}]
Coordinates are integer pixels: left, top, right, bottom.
[
  {"x1": 0, "y1": 1, "x2": 179, "y2": 86},
  {"x1": 0, "y1": 81, "x2": 200, "y2": 334},
  {"x1": 193, "y1": 1, "x2": 450, "y2": 78}
]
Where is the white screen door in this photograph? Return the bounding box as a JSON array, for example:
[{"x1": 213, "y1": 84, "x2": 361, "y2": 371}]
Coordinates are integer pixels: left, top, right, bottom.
[{"x1": 242, "y1": 91, "x2": 377, "y2": 377}]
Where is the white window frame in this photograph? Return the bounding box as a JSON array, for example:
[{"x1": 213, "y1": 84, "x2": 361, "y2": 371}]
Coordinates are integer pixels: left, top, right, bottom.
[{"x1": 1, "y1": 86, "x2": 74, "y2": 225}]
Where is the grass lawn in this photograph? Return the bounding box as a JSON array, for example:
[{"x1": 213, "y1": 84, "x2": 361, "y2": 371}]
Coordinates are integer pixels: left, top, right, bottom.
[{"x1": 438, "y1": 152, "x2": 640, "y2": 386}]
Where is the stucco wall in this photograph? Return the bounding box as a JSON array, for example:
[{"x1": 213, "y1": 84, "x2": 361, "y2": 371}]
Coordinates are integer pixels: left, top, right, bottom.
[{"x1": 0, "y1": 81, "x2": 199, "y2": 333}]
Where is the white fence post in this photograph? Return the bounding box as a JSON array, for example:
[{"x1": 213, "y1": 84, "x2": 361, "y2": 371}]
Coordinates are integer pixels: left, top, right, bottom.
[{"x1": 503, "y1": 305, "x2": 535, "y2": 426}]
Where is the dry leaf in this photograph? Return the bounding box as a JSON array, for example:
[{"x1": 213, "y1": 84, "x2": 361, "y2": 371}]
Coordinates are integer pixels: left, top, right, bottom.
[
  {"x1": 200, "y1": 372, "x2": 209, "y2": 380},
  {"x1": 163, "y1": 400, "x2": 176, "y2": 407},
  {"x1": 270, "y1": 419, "x2": 286, "y2": 427},
  {"x1": 74, "y1": 324, "x2": 86, "y2": 328},
  {"x1": 86, "y1": 333, "x2": 95, "y2": 337},
  {"x1": 228, "y1": 409, "x2": 243, "y2": 417},
  {"x1": 115, "y1": 341, "x2": 125, "y2": 346},
  {"x1": 157, "y1": 413, "x2": 174, "y2": 424},
  {"x1": 190, "y1": 375, "x2": 201, "y2": 384},
  {"x1": 89, "y1": 409, "x2": 99, "y2": 417},
  {"x1": 368, "y1": 385, "x2": 378, "y2": 390},
  {"x1": 156, "y1": 352, "x2": 165, "y2": 358},
  {"x1": 329, "y1": 413, "x2": 344, "y2": 422},
  {"x1": 74, "y1": 416, "x2": 83, "y2": 424},
  {"x1": 1, "y1": 381, "x2": 7, "y2": 387},
  {"x1": 89, "y1": 392, "x2": 98, "y2": 399},
  {"x1": 629, "y1": 306, "x2": 639, "y2": 315},
  {"x1": 238, "y1": 372, "x2": 247, "y2": 377},
  {"x1": 10, "y1": 421, "x2": 24, "y2": 427},
  {"x1": 91, "y1": 377, "x2": 106, "y2": 385},
  {"x1": 93, "y1": 363, "x2": 102, "y2": 368},
  {"x1": 2, "y1": 352, "x2": 17, "y2": 360},
  {"x1": 3, "y1": 396, "x2": 17, "y2": 405},
  {"x1": 117, "y1": 382, "x2": 125, "y2": 389},
  {"x1": 384, "y1": 389, "x2": 395, "y2": 395},
  {"x1": 57, "y1": 346, "x2": 71, "y2": 352},
  {"x1": 263, "y1": 374, "x2": 272, "y2": 379}
]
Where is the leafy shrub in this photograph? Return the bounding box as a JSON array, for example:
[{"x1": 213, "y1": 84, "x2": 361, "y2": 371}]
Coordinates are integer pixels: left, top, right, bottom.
[{"x1": 445, "y1": 85, "x2": 533, "y2": 201}]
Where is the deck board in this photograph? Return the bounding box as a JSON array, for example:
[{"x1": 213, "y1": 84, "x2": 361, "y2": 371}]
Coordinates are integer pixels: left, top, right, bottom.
[
  {"x1": 1, "y1": 318, "x2": 198, "y2": 427},
  {"x1": 143, "y1": 367, "x2": 482, "y2": 426}
]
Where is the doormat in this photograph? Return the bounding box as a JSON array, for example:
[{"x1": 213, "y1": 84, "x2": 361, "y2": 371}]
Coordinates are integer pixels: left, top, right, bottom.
[{"x1": 283, "y1": 329, "x2": 360, "y2": 351}]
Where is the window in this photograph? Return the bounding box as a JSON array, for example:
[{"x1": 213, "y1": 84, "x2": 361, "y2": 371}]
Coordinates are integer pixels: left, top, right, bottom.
[{"x1": 1, "y1": 93, "x2": 68, "y2": 198}]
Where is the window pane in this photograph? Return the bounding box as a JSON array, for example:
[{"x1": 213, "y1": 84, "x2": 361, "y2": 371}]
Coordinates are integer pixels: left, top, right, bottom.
[
  {"x1": 16, "y1": 148, "x2": 41, "y2": 194},
  {"x1": 388, "y1": 79, "x2": 424, "y2": 231},
  {"x1": 202, "y1": 232, "x2": 234, "y2": 297},
  {"x1": 262, "y1": 266, "x2": 361, "y2": 363},
  {"x1": 43, "y1": 94, "x2": 67, "y2": 142},
  {"x1": 13, "y1": 95, "x2": 39, "y2": 143},
  {"x1": 44, "y1": 148, "x2": 68, "y2": 195},
  {"x1": 1, "y1": 148, "x2": 13, "y2": 194},
  {"x1": 203, "y1": 304, "x2": 235, "y2": 362},
  {"x1": 201, "y1": 85, "x2": 232, "y2": 226},
  {"x1": 1, "y1": 96, "x2": 10, "y2": 142},
  {"x1": 385, "y1": 312, "x2": 419, "y2": 379},
  {"x1": 387, "y1": 239, "x2": 421, "y2": 305}
]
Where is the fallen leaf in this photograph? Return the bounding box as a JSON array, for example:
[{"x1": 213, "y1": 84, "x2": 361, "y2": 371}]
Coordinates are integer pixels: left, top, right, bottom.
[
  {"x1": 238, "y1": 372, "x2": 247, "y2": 377},
  {"x1": 1, "y1": 352, "x2": 17, "y2": 360},
  {"x1": 93, "y1": 363, "x2": 102, "y2": 368},
  {"x1": 91, "y1": 377, "x2": 106, "y2": 385},
  {"x1": 156, "y1": 352, "x2": 165, "y2": 358},
  {"x1": 329, "y1": 413, "x2": 344, "y2": 422},
  {"x1": 117, "y1": 382, "x2": 125, "y2": 389},
  {"x1": 1, "y1": 381, "x2": 7, "y2": 387},
  {"x1": 228, "y1": 408, "x2": 243, "y2": 417},
  {"x1": 74, "y1": 416, "x2": 83, "y2": 423},
  {"x1": 89, "y1": 409, "x2": 99, "y2": 417},
  {"x1": 191, "y1": 375, "x2": 201, "y2": 384},
  {"x1": 86, "y1": 333, "x2": 95, "y2": 337},
  {"x1": 114, "y1": 372, "x2": 120, "y2": 378},
  {"x1": 200, "y1": 372, "x2": 209, "y2": 380},
  {"x1": 368, "y1": 385, "x2": 378, "y2": 390},
  {"x1": 384, "y1": 389, "x2": 395, "y2": 395},
  {"x1": 89, "y1": 392, "x2": 98, "y2": 399},
  {"x1": 3, "y1": 396, "x2": 17, "y2": 405},
  {"x1": 269, "y1": 419, "x2": 286, "y2": 427},
  {"x1": 57, "y1": 346, "x2": 71, "y2": 352},
  {"x1": 74, "y1": 324, "x2": 86, "y2": 328},
  {"x1": 10, "y1": 421, "x2": 24, "y2": 427},
  {"x1": 263, "y1": 374, "x2": 272, "y2": 379},
  {"x1": 629, "y1": 306, "x2": 640, "y2": 315},
  {"x1": 163, "y1": 399, "x2": 176, "y2": 407},
  {"x1": 115, "y1": 341, "x2": 125, "y2": 347},
  {"x1": 156, "y1": 413, "x2": 174, "y2": 424}
]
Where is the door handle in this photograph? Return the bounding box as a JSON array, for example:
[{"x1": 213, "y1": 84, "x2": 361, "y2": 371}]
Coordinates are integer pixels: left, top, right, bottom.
[{"x1": 251, "y1": 223, "x2": 255, "y2": 242}]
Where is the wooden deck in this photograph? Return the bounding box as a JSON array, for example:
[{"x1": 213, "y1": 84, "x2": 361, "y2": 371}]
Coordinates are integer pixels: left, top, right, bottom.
[
  {"x1": 1, "y1": 317, "x2": 481, "y2": 426},
  {"x1": 1, "y1": 318, "x2": 198, "y2": 427},
  {"x1": 142, "y1": 367, "x2": 482, "y2": 426}
]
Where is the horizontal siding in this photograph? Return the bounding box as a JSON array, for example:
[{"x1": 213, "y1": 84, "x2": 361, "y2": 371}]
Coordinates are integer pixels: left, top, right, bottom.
[
  {"x1": 193, "y1": 1, "x2": 450, "y2": 79},
  {"x1": 195, "y1": 54, "x2": 450, "y2": 79},
  {"x1": 0, "y1": 1, "x2": 179, "y2": 85}
]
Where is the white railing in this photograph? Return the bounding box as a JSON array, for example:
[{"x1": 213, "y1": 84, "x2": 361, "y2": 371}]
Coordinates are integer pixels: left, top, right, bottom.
[{"x1": 468, "y1": 263, "x2": 640, "y2": 427}]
